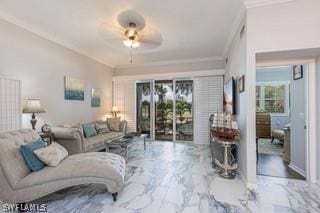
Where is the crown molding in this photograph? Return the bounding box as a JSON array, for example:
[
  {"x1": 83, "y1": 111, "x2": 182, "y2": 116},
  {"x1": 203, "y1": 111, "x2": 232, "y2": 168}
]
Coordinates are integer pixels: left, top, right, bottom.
[
  {"x1": 222, "y1": 5, "x2": 246, "y2": 58},
  {"x1": 115, "y1": 56, "x2": 224, "y2": 69},
  {"x1": 243, "y1": 0, "x2": 295, "y2": 9},
  {"x1": 113, "y1": 69, "x2": 225, "y2": 80},
  {"x1": 0, "y1": 10, "x2": 115, "y2": 68}
]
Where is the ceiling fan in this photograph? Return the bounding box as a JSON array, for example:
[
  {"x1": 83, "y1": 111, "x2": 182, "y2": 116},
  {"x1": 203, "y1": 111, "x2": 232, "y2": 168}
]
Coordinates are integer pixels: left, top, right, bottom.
[{"x1": 99, "y1": 10, "x2": 163, "y2": 63}]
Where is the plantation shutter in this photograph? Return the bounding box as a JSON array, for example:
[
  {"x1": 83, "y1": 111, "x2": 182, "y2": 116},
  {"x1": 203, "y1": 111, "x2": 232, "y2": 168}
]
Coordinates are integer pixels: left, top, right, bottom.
[
  {"x1": 114, "y1": 79, "x2": 136, "y2": 132},
  {"x1": 0, "y1": 78, "x2": 21, "y2": 132},
  {"x1": 193, "y1": 76, "x2": 223, "y2": 144}
]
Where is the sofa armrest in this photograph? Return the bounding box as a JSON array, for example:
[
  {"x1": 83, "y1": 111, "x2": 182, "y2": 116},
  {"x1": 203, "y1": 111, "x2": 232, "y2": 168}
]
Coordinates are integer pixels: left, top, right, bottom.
[
  {"x1": 119, "y1": 120, "x2": 127, "y2": 134},
  {"x1": 52, "y1": 127, "x2": 85, "y2": 154},
  {"x1": 53, "y1": 127, "x2": 82, "y2": 139}
]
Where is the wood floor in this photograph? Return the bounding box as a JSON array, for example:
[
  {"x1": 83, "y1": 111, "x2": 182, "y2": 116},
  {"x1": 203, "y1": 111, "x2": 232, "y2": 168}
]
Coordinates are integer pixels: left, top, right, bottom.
[{"x1": 257, "y1": 153, "x2": 305, "y2": 180}]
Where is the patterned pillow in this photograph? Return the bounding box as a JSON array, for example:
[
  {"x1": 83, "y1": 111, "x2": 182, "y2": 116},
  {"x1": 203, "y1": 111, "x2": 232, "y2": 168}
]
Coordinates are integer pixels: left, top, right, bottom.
[
  {"x1": 95, "y1": 123, "x2": 109, "y2": 134},
  {"x1": 107, "y1": 117, "x2": 120, "y2": 131},
  {"x1": 34, "y1": 142, "x2": 68, "y2": 167}
]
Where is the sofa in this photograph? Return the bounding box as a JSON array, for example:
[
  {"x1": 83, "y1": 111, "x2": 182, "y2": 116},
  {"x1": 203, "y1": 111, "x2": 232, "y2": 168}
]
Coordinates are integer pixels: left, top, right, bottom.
[
  {"x1": 53, "y1": 120, "x2": 127, "y2": 155},
  {"x1": 0, "y1": 129, "x2": 126, "y2": 203}
]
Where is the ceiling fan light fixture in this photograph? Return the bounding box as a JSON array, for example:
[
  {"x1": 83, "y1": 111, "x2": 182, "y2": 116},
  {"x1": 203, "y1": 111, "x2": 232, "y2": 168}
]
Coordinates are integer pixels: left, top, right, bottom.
[{"x1": 123, "y1": 39, "x2": 140, "y2": 48}]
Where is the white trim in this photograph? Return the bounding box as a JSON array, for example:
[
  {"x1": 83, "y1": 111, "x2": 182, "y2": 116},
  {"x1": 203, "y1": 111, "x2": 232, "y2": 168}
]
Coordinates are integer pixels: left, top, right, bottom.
[
  {"x1": 289, "y1": 163, "x2": 306, "y2": 177},
  {"x1": 243, "y1": 0, "x2": 295, "y2": 9},
  {"x1": 305, "y1": 61, "x2": 317, "y2": 183},
  {"x1": 256, "y1": 58, "x2": 317, "y2": 183},
  {"x1": 239, "y1": 169, "x2": 258, "y2": 190},
  {"x1": 113, "y1": 69, "x2": 225, "y2": 81},
  {"x1": 116, "y1": 56, "x2": 224, "y2": 69},
  {"x1": 256, "y1": 65, "x2": 291, "y2": 71}
]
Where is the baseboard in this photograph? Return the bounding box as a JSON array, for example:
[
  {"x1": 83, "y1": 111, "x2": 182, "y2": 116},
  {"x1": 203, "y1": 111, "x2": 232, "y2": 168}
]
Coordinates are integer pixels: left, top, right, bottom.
[
  {"x1": 238, "y1": 169, "x2": 258, "y2": 191},
  {"x1": 289, "y1": 163, "x2": 306, "y2": 177}
]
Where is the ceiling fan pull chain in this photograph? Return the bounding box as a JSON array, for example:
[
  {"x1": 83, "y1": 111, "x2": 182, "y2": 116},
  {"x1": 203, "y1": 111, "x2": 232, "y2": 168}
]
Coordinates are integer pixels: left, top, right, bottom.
[{"x1": 130, "y1": 48, "x2": 133, "y2": 64}]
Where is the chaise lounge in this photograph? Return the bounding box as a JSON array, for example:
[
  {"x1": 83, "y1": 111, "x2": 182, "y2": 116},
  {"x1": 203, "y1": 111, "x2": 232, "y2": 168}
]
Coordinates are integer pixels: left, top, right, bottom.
[{"x1": 0, "y1": 129, "x2": 126, "y2": 203}]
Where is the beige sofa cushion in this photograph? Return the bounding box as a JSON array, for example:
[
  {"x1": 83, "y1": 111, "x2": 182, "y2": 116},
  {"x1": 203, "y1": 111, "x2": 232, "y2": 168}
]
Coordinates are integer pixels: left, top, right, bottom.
[
  {"x1": 107, "y1": 117, "x2": 120, "y2": 131},
  {"x1": 34, "y1": 142, "x2": 68, "y2": 166},
  {"x1": 84, "y1": 132, "x2": 124, "y2": 151},
  {"x1": 15, "y1": 152, "x2": 126, "y2": 190},
  {"x1": 0, "y1": 129, "x2": 40, "y2": 188}
]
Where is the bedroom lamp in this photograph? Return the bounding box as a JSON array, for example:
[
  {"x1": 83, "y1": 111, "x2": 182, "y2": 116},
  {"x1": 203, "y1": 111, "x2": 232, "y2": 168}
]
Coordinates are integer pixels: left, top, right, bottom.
[
  {"x1": 111, "y1": 106, "x2": 120, "y2": 118},
  {"x1": 22, "y1": 99, "x2": 46, "y2": 130}
]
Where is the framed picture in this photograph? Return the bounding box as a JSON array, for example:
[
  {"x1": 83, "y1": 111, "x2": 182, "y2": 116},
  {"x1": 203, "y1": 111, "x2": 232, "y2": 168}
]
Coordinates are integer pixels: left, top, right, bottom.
[
  {"x1": 64, "y1": 76, "x2": 85, "y2": 101},
  {"x1": 223, "y1": 77, "x2": 235, "y2": 115},
  {"x1": 293, "y1": 65, "x2": 303, "y2": 80},
  {"x1": 238, "y1": 75, "x2": 245, "y2": 93},
  {"x1": 91, "y1": 88, "x2": 101, "y2": 107}
]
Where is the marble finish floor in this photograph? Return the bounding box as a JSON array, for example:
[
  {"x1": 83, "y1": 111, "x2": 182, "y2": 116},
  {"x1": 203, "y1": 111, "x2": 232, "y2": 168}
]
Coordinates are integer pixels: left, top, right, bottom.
[{"x1": 37, "y1": 141, "x2": 320, "y2": 213}]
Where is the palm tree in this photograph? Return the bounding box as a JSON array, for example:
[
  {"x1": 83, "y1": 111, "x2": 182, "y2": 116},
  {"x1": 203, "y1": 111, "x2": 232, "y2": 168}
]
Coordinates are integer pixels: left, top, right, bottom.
[{"x1": 176, "y1": 99, "x2": 191, "y2": 122}]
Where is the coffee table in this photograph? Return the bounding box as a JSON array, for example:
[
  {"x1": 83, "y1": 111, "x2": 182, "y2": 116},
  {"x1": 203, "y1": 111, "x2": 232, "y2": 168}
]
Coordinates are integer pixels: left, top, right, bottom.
[{"x1": 105, "y1": 133, "x2": 147, "y2": 161}]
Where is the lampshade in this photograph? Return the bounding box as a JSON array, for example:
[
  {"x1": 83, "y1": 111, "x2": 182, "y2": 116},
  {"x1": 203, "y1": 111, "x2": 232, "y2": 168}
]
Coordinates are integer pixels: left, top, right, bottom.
[
  {"x1": 22, "y1": 99, "x2": 46, "y2": 113},
  {"x1": 111, "y1": 106, "x2": 120, "y2": 113}
]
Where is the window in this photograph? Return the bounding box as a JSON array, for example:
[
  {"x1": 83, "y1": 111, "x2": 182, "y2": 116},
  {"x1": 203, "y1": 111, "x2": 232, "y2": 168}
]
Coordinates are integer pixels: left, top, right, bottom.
[{"x1": 256, "y1": 82, "x2": 289, "y2": 116}]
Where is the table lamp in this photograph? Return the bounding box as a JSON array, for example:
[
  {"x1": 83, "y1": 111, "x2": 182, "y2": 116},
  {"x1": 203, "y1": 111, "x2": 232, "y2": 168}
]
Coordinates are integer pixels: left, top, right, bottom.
[
  {"x1": 111, "y1": 106, "x2": 120, "y2": 117},
  {"x1": 22, "y1": 98, "x2": 46, "y2": 130}
]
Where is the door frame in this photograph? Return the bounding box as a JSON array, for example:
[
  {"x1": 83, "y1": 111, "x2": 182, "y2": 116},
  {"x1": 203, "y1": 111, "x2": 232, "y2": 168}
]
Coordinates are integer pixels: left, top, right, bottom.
[{"x1": 256, "y1": 58, "x2": 317, "y2": 182}]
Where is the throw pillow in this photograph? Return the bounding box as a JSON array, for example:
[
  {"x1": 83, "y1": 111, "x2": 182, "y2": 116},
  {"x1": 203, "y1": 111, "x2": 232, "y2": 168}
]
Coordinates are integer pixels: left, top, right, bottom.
[
  {"x1": 34, "y1": 142, "x2": 68, "y2": 167},
  {"x1": 107, "y1": 117, "x2": 120, "y2": 131},
  {"x1": 20, "y1": 138, "x2": 47, "y2": 172},
  {"x1": 82, "y1": 123, "x2": 97, "y2": 138},
  {"x1": 95, "y1": 123, "x2": 109, "y2": 134}
]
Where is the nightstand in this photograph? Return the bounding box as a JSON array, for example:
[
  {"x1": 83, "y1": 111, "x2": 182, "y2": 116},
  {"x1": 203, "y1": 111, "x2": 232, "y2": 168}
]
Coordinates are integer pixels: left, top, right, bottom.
[{"x1": 39, "y1": 132, "x2": 54, "y2": 145}]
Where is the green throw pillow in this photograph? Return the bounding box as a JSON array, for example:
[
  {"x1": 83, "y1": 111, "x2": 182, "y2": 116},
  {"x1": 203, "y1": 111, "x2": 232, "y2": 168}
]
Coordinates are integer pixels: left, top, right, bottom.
[{"x1": 82, "y1": 123, "x2": 97, "y2": 138}]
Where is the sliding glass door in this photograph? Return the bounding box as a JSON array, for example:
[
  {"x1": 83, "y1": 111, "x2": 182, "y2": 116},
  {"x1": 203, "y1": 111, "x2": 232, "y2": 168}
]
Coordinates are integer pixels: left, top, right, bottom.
[
  {"x1": 154, "y1": 80, "x2": 174, "y2": 141},
  {"x1": 136, "y1": 79, "x2": 193, "y2": 142},
  {"x1": 136, "y1": 82, "x2": 152, "y2": 139},
  {"x1": 175, "y1": 80, "x2": 193, "y2": 141}
]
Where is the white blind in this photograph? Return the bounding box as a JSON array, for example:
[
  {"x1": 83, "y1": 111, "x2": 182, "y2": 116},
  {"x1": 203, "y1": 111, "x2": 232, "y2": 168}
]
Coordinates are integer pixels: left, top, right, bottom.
[
  {"x1": 0, "y1": 78, "x2": 21, "y2": 132},
  {"x1": 114, "y1": 79, "x2": 136, "y2": 132},
  {"x1": 193, "y1": 76, "x2": 223, "y2": 144}
]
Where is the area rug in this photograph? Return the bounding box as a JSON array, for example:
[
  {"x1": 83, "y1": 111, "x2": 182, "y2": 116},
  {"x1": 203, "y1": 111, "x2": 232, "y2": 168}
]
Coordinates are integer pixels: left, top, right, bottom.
[{"x1": 258, "y1": 138, "x2": 283, "y2": 155}]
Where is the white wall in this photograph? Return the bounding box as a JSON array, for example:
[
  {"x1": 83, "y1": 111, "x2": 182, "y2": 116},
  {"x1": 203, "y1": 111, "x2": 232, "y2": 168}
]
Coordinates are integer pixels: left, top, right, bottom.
[
  {"x1": 0, "y1": 18, "x2": 114, "y2": 130},
  {"x1": 224, "y1": 14, "x2": 253, "y2": 184},
  {"x1": 246, "y1": 0, "x2": 320, "y2": 182}
]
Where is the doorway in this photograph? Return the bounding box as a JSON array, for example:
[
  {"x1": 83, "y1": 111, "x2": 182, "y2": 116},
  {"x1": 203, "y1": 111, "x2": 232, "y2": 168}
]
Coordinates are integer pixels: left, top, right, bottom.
[
  {"x1": 255, "y1": 64, "x2": 306, "y2": 180},
  {"x1": 136, "y1": 79, "x2": 193, "y2": 142}
]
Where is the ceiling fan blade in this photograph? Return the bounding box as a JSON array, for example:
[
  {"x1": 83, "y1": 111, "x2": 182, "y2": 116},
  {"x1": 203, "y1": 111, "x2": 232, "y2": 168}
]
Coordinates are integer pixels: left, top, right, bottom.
[
  {"x1": 138, "y1": 39, "x2": 162, "y2": 50},
  {"x1": 98, "y1": 22, "x2": 125, "y2": 41},
  {"x1": 139, "y1": 25, "x2": 163, "y2": 47},
  {"x1": 140, "y1": 39, "x2": 162, "y2": 46},
  {"x1": 117, "y1": 10, "x2": 146, "y2": 30}
]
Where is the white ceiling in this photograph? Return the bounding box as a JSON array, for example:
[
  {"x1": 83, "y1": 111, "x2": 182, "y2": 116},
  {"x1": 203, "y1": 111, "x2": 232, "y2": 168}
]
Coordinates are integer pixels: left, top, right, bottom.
[{"x1": 0, "y1": 0, "x2": 289, "y2": 68}]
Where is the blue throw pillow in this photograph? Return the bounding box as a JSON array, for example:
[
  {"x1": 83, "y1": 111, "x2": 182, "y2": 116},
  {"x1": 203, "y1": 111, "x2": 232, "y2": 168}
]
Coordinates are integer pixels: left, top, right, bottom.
[
  {"x1": 82, "y1": 123, "x2": 97, "y2": 138},
  {"x1": 20, "y1": 138, "x2": 47, "y2": 172}
]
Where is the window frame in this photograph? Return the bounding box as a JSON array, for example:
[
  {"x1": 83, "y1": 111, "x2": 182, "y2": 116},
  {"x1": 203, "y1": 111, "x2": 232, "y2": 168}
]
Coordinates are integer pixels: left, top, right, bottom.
[{"x1": 256, "y1": 81, "x2": 290, "y2": 117}]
